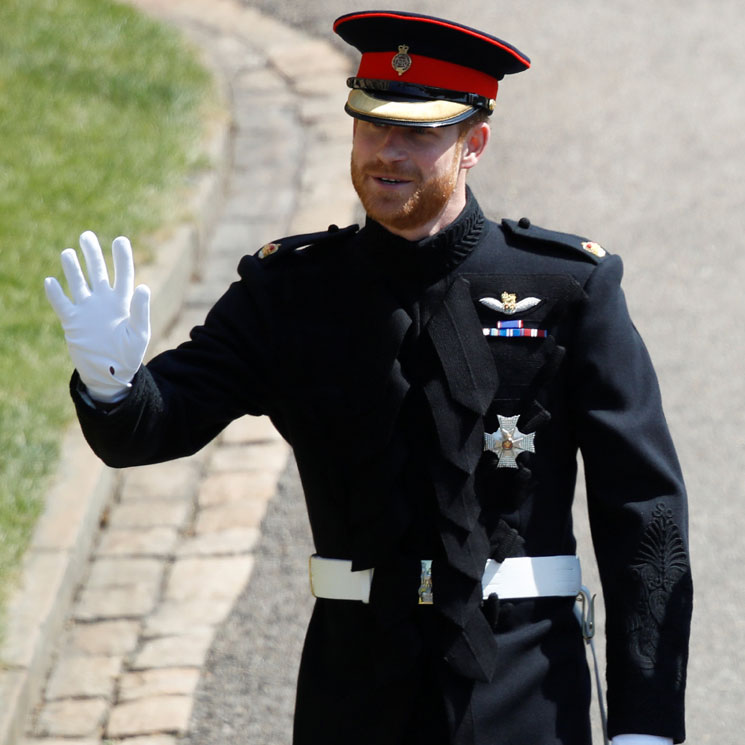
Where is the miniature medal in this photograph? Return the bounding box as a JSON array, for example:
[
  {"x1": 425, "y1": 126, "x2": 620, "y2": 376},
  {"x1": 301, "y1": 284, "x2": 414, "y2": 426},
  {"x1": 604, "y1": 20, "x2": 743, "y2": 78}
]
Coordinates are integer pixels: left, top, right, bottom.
[{"x1": 484, "y1": 414, "x2": 536, "y2": 468}]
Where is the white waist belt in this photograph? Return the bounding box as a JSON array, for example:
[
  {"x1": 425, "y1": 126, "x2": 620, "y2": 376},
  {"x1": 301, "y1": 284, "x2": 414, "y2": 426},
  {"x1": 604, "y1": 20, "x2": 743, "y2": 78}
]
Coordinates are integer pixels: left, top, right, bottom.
[{"x1": 309, "y1": 554, "x2": 581, "y2": 605}]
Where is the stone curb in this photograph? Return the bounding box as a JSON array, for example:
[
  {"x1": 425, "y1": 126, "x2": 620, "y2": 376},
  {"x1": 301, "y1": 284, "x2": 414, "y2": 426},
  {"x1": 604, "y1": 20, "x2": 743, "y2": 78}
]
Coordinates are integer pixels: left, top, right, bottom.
[{"x1": 0, "y1": 17, "x2": 233, "y2": 745}]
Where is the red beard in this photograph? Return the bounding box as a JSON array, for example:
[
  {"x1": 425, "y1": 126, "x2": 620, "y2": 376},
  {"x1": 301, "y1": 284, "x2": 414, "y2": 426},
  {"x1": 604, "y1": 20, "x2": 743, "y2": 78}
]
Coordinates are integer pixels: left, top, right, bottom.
[{"x1": 350, "y1": 151, "x2": 461, "y2": 234}]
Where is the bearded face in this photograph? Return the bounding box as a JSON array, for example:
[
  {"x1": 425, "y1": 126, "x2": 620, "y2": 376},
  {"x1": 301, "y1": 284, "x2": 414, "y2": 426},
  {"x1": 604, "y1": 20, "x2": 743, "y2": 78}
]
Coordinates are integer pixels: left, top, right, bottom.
[{"x1": 350, "y1": 121, "x2": 467, "y2": 238}]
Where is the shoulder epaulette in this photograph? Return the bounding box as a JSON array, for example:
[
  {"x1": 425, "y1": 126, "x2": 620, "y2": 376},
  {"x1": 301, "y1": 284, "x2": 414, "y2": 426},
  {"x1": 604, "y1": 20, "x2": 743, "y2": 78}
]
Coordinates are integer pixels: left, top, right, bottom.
[
  {"x1": 501, "y1": 217, "x2": 608, "y2": 264},
  {"x1": 254, "y1": 223, "x2": 359, "y2": 263}
]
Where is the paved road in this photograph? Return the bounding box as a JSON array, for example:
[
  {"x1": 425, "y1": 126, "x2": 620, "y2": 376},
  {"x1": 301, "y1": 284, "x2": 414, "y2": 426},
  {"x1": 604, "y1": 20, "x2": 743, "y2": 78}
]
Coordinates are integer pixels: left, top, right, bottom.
[{"x1": 189, "y1": 1, "x2": 745, "y2": 742}]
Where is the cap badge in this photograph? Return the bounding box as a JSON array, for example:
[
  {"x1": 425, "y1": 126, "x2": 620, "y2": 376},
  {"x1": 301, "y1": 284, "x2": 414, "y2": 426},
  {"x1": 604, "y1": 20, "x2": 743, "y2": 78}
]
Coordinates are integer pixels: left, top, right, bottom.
[
  {"x1": 479, "y1": 294, "x2": 541, "y2": 315},
  {"x1": 581, "y1": 241, "x2": 606, "y2": 258},
  {"x1": 391, "y1": 44, "x2": 412, "y2": 76},
  {"x1": 258, "y1": 242, "x2": 280, "y2": 259},
  {"x1": 484, "y1": 414, "x2": 536, "y2": 469}
]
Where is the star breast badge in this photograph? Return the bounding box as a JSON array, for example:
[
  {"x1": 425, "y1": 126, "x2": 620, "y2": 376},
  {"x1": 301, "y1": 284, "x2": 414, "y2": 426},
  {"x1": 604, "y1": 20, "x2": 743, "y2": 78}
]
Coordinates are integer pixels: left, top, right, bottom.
[{"x1": 483, "y1": 415, "x2": 536, "y2": 468}]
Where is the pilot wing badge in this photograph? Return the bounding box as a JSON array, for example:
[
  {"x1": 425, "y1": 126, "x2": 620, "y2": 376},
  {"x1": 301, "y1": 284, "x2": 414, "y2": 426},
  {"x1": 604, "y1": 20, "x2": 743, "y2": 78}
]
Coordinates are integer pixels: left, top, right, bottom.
[{"x1": 480, "y1": 293, "x2": 541, "y2": 315}]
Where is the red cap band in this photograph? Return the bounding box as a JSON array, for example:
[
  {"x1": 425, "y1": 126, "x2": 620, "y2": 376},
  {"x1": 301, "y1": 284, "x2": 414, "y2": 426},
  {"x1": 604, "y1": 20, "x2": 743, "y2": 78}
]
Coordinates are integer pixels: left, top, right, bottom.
[{"x1": 357, "y1": 52, "x2": 499, "y2": 100}]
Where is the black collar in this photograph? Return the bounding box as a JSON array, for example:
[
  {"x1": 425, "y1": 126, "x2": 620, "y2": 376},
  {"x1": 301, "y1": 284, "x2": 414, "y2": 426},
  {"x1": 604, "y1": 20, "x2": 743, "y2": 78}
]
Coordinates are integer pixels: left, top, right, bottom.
[{"x1": 358, "y1": 188, "x2": 485, "y2": 281}]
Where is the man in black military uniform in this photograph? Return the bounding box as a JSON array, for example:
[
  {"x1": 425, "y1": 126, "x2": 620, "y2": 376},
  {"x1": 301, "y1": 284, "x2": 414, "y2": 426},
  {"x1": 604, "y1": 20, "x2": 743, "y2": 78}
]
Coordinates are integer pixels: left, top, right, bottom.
[{"x1": 45, "y1": 10, "x2": 692, "y2": 745}]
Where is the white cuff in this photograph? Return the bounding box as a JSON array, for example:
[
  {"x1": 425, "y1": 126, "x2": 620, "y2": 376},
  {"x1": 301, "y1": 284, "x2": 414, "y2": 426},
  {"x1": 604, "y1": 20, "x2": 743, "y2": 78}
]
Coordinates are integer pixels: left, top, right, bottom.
[
  {"x1": 77, "y1": 380, "x2": 130, "y2": 409},
  {"x1": 612, "y1": 735, "x2": 673, "y2": 745}
]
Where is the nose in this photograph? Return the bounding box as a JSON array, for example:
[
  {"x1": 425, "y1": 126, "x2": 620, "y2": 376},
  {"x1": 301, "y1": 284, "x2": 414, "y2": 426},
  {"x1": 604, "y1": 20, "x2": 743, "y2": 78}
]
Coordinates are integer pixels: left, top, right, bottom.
[{"x1": 376, "y1": 127, "x2": 408, "y2": 165}]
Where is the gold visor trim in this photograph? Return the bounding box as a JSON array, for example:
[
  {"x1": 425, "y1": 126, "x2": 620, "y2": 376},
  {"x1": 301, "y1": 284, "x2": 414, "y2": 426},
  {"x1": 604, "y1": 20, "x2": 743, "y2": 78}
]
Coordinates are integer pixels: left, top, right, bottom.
[{"x1": 346, "y1": 89, "x2": 474, "y2": 124}]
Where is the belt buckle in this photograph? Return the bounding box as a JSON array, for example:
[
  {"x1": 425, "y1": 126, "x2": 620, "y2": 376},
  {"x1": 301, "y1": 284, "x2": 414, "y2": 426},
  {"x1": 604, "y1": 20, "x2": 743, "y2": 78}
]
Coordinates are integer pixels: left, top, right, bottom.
[{"x1": 418, "y1": 560, "x2": 433, "y2": 605}]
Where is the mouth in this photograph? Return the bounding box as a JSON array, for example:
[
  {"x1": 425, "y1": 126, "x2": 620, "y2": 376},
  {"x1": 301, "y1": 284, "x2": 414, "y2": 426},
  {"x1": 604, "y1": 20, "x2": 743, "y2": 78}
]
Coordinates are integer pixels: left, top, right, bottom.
[{"x1": 371, "y1": 175, "x2": 413, "y2": 187}]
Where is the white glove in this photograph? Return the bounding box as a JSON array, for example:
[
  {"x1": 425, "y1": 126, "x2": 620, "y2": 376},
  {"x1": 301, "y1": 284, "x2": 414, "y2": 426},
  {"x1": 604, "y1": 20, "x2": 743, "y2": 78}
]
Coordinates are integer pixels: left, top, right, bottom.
[
  {"x1": 612, "y1": 735, "x2": 673, "y2": 745},
  {"x1": 44, "y1": 230, "x2": 151, "y2": 403}
]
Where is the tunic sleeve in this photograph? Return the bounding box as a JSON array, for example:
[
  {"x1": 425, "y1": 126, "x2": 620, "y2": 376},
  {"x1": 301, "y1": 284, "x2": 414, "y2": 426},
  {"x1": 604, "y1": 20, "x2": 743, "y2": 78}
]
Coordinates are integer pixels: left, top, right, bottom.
[
  {"x1": 71, "y1": 254, "x2": 278, "y2": 467},
  {"x1": 570, "y1": 255, "x2": 692, "y2": 743}
]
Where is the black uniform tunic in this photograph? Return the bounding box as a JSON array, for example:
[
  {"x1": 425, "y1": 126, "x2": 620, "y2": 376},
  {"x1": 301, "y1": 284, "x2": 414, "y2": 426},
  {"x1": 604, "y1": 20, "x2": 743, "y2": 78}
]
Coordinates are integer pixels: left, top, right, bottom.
[{"x1": 72, "y1": 192, "x2": 692, "y2": 745}]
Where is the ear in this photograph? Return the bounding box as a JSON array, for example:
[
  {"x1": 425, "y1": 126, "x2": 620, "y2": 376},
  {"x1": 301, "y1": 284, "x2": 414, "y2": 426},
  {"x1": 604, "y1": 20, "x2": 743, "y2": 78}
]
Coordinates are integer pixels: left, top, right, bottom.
[{"x1": 460, "y1": 121, "x2": 490, "y2": 171}]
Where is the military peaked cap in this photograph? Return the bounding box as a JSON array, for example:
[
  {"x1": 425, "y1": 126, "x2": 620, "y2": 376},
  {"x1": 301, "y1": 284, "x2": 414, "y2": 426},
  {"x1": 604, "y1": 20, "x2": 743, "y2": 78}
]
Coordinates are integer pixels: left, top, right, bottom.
[{"x1": 334, "y1": 10, "x2": 530, "y2": 127}]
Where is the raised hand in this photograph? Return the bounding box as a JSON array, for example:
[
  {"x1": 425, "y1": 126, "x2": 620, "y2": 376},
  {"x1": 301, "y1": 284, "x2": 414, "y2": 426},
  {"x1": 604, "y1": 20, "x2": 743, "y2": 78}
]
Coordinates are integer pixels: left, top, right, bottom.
[{"x1": 45, "y1": 231, "x2": 151, "y2": 403}]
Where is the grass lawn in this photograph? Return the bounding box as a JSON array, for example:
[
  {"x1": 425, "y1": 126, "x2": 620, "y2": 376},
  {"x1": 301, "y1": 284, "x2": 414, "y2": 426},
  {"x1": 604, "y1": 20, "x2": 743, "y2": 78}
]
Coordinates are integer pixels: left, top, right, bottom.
[{"x1": 0, "y1": 0, "x2": 215, "y2": 628}]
